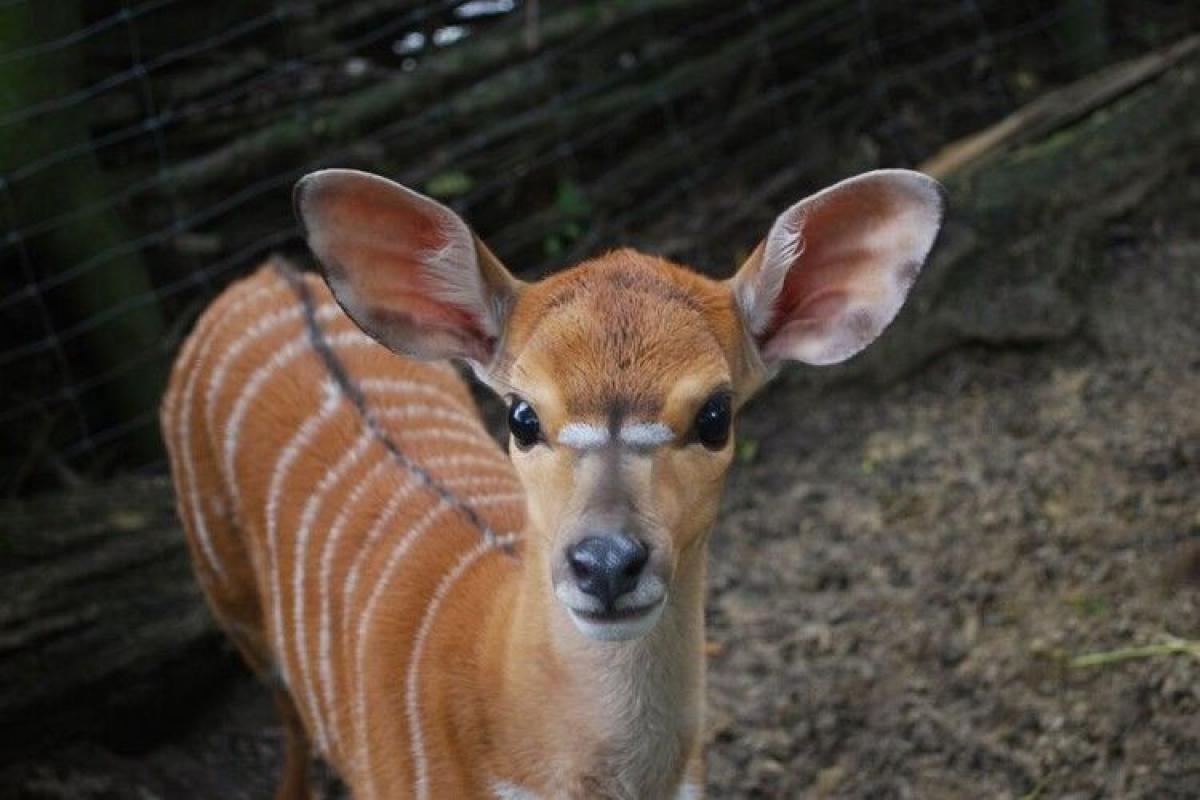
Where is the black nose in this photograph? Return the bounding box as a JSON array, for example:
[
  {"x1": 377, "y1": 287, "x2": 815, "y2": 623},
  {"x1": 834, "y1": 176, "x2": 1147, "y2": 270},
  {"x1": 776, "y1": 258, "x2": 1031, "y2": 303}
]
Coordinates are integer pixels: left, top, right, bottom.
[{"x1": 567, "y1": 535, "x2": 649, "y2": 610}]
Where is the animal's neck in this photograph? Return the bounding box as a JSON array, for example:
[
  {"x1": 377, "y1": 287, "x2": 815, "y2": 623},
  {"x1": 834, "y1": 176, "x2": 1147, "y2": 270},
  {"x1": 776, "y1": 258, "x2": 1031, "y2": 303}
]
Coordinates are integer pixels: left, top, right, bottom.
[{"x1": 480, "y1": 533, "x2": 708, "y2": 798}]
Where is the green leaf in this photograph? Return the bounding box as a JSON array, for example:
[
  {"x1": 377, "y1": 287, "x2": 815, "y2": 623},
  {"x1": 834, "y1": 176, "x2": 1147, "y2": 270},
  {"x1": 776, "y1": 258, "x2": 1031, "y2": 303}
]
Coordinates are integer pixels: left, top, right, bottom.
[
  {"x1": 425, "y1": 171, "x2": 474, "y2": 199},
  {"x1": 555, "y1": 180, "x2": 591, "y2": 219},
  {"x1": 736, "y1": 438, "x2": 759, "y2": 464}
]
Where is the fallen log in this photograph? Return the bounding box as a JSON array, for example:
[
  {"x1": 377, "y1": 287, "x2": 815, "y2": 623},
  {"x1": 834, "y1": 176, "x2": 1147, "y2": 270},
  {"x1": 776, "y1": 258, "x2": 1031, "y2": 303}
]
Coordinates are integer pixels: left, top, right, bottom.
[
  {"x1": 0, "y1": 476, "x2": 233, "y2": 754},
  {"x1": 837, "y1": 33, "x2": 1200, "y2": 385},
  {"x1": 920, "y1": 34, "x2": 1200, "y2": 179}
]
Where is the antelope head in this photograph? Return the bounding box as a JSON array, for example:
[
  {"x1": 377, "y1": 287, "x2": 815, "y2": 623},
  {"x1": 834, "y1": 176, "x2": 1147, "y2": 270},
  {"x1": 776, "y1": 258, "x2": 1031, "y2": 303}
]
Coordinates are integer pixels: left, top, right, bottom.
[{"x1": 295, "y1": 168, "x2": 944, "y2": 644}]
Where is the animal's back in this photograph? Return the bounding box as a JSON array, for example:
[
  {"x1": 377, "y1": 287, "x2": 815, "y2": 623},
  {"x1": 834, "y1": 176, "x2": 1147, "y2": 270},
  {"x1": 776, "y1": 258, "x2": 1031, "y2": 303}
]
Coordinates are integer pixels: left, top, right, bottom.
[{"x1": 161, "y1": 259, "x2": 524, "y2": 789}]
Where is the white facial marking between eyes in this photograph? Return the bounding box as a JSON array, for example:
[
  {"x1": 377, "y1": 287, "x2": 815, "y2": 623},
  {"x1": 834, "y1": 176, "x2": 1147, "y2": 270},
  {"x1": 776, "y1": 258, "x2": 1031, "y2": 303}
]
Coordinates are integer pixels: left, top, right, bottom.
[
  {"x1": 555, "y1": 420, "x2": 675, "y2": 450},
  {"x1": 619, "y1": 422, "x2": 674, "y2": 447},
  {"x1": 556, "y1": 422, "x2": 609, "y2": 449}
]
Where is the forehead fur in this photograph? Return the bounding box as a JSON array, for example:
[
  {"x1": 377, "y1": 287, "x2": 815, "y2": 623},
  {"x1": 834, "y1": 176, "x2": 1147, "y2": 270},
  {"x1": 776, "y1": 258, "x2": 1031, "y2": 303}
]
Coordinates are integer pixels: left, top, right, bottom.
[{"x1": 501, "y1": 249, "x2": 742, "y2": 417}]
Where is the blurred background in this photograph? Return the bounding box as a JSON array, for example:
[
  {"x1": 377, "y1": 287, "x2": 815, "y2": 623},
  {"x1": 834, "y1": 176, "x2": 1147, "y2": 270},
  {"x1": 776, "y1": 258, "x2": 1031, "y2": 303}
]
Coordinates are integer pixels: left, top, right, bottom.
[{"x1": 1, "y1": 1, "x2": 1198, "y2": 797}]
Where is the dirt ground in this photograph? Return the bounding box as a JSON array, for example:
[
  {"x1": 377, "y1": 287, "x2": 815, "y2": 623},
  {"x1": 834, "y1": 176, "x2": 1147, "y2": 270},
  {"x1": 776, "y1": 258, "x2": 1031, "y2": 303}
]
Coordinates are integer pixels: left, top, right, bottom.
[{"x1": 4, "y1": 192, "x2": 1198, "y2": 798}]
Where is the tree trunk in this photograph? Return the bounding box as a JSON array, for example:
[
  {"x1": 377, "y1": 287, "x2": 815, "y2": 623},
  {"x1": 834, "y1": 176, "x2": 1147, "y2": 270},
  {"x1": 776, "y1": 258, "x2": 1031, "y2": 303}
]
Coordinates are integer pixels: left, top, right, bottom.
[{"x1": 0, "y1": 2, "x2": 168, "y2": 464}]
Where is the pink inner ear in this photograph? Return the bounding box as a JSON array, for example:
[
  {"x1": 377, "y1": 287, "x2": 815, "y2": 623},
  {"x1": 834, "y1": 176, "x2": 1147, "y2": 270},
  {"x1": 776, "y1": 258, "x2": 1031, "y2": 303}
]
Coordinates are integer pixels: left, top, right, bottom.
[
  {"x1": 751, "y1": 170, "x2": 942, "y2": 366},
  {"x1": 324, "y1": 234, "x2": 490, "y2": 360},
  {"x1": 760, "y1": 289, "x2": 852, "y2": 363},
  {"x1": 766, "y1": 286, "x2": 848, "y2": 340},
  {"x1": 300, "y1": 170, "x2": 495, "y2": 362}
]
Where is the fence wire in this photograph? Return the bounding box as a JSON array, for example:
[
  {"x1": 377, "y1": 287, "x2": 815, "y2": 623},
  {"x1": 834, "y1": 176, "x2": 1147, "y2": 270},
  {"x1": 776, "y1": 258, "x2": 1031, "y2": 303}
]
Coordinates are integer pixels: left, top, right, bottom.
[{"x1": 0, "y1": 0, "x2": 1187, "y2": 495}]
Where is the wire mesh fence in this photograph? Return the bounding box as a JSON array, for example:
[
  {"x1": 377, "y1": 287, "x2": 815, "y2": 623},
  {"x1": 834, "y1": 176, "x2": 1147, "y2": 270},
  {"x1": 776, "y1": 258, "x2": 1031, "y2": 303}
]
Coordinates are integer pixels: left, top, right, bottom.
[{"x1": 0, "y1": 0, "x2": 1192, "y2": 495}]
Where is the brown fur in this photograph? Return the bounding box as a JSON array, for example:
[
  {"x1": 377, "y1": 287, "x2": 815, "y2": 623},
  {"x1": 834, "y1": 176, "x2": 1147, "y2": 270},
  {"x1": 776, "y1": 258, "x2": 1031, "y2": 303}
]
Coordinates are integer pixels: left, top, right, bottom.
[
  {"x1": 167, "y1": 167, "x2": 942, "y2": 798},
  {"x1": 166, "y1": 157, "x2": 946, "y2": 799},
  {"x1": 162, "y1": 251, "x2": 747, "y2": 799},
  {"x1": 163, "y1": 263, "x2": 524, "y2": 798}
]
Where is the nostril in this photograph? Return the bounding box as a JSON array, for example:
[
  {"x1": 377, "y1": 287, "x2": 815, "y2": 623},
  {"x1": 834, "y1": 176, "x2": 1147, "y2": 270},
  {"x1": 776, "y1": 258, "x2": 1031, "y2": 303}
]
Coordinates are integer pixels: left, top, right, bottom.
[
  {"x1": 568, "y1": 548, "x2": 595, "y2": 582},
  {"x1": 621, "y1": 545, "x2": 648, "y2": 578},
  {"x1": 613, "y1": 540, "x2": 648, "y2": 595}
]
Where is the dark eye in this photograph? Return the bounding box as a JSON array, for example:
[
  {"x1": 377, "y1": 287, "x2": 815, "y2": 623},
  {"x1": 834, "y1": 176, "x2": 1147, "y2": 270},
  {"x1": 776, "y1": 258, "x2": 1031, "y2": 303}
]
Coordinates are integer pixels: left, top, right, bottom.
[
  {"x1": 508, "y1": 398, "x2": 542, "y2": 450},
  {"x1": 694, "y1": 394, "x2": 732, "y2": 450}
]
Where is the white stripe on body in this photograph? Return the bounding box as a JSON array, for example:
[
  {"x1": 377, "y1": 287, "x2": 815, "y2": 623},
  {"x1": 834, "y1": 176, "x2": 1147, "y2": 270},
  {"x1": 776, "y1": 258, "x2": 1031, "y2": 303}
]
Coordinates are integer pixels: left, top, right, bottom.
[
  {"x1": 291, "y1": 428, "x2": 375, "y2": 752},
  {"x1": 296, "y1": 399, "x2": 496, "y2": 753},
  {"x1": 315, "y1": 454, "x2": 393, "y2": 760},
  {"x1": 203, "y1": 300, "x2": 338, "y2": 439},
  {"x1": 353, "y1": 497, "x2": 452, "y2": 796},
  {"x1": 377, "y1": 404, "x2": 486, "y2": 434},
  {"x1": 352, "y1": 499, "x2": 520, "y2": 798},
  {"x1": 336, "y1": 457, "x2": 519, "y2": 755},
  {"x1": 173, "y1": 280, "x2": 287, "y2": 582},
  {"x1": 265, "y1": 379, "x2": 343, "y2": 691},
  {"x1": 424, "y1": 451, "x2": 517, "y2": 476},
  {"x1": 360, "y1": 375, "x2": 464, "y2": 396},
  {"x1": 207, "y1": 301, "x2": 340, "y2": 505},
  {"x1": 359, "y1": 377, "x2": 482, "y2": 425},
  {"x1": 338, "y1": 451, "x2": 520, "y2": 639},
  {"x1": 405, "y1": 532, "x2": 519, "y2": 800},
  {"x1": 441, "y1": 472, "x2": 522, "y2": 494},
  {"x1": 221, "y1": 329, "x2": 376, "y2": 506},
  {"x1": 390, "y1": 424, "x2": 510, "y2": 453},
  {"x1": 319, "y1": 443, "x2": 521, "y2": 758}
]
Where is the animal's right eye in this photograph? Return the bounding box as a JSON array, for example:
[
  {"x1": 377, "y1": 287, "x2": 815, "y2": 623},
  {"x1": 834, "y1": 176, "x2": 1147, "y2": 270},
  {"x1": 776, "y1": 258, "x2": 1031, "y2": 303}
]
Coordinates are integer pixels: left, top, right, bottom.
[
  {"x1": 693, "y1": 393, "x2": 732, "y2": 450},
  {"x1": 508, "y1": 398, "x2": 542, "y2": 450}
]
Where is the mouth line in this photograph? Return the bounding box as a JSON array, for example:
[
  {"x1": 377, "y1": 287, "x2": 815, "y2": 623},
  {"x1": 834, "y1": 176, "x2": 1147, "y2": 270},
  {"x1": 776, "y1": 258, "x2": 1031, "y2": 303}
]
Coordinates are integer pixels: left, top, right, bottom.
[
  {"x1": 570, "y1": 601, "x2": 661, "y2": 624},
  {"x1": 562, "y1": 594, "x2": 668, "y2": 642}
]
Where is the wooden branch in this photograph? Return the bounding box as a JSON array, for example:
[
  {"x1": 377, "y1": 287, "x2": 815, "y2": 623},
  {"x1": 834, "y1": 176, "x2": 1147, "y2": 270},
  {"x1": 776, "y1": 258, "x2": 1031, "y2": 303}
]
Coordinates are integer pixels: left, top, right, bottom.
[
  {"x1": 157, "y1": 0, "x2": 703, "y2": 194},
  {"x1": 838, "y1": 35, "x2": 1200, "y2": 385},
  {"x1": 447, "y1": 0, "x2": 850, "y2": 257},
  {"x1": 921, "y1": 33, "x2": 1200, "y2": 179}
]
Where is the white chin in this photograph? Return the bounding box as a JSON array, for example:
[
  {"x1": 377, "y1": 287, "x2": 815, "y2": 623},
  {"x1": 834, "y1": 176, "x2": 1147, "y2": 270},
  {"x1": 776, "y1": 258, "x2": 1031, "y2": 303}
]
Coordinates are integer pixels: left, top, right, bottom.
[{"x1": 566, "y1": 602, "x2": 666, "y2": 642}]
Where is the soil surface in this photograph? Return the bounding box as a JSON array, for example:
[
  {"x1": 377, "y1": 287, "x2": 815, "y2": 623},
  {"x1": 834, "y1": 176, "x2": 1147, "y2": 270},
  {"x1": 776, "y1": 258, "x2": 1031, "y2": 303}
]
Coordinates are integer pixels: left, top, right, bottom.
[{"x1": 3, "y1": 191, "x2": 1198, "y2": 798}]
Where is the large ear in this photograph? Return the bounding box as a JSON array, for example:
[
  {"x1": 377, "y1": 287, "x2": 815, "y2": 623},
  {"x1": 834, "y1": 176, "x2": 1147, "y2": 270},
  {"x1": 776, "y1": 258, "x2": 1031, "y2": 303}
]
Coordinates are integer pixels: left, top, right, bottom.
[
  {"x1": 730, "y1": 169, "x2": 944, "y2": 370},
  {"x1": 294, "y1": 169, "x2": 522, "y2": 371}
]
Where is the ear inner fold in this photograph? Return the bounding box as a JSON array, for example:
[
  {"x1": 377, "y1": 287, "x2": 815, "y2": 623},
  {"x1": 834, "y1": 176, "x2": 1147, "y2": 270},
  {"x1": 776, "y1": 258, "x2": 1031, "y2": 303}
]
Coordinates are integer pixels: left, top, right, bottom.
[
  {"x1": 295, "y1": 169, "x2": 517, "y2": 367},
  {"x1": 733, "y1": 169, "x2": 944, "y2": 367}
]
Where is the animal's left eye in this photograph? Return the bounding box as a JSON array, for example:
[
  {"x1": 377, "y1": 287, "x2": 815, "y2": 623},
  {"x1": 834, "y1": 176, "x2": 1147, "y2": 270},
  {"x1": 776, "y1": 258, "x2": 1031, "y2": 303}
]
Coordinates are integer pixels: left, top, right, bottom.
[
  {"x1": 508, "y1": 398, "x2": 542, "y2": 450},
  {"x1": 694, "y1": 394, "x2": 732, "y2": 450}
]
